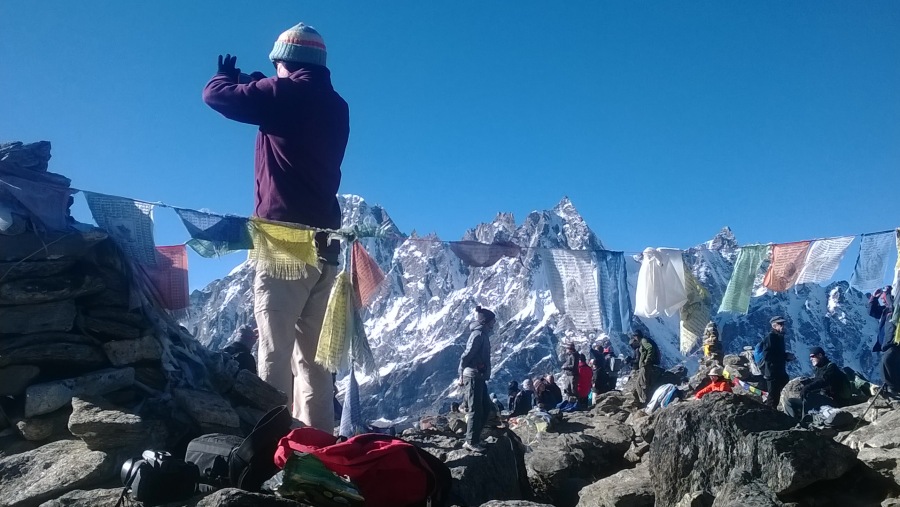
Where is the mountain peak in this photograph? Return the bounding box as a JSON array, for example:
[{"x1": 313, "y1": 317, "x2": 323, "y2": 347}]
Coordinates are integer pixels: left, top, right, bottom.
[{"x1": 705, "y1": 226, "x2": 738, "y2": 252}]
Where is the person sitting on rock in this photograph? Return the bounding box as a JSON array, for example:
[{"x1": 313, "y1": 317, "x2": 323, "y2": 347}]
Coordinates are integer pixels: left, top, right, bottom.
[
  {"x1": 533, "y1": 376, "x2": 549, "y2": 409},
  {"x1": 544, "y1": 374, "x2": 563, "y2": 407},
  {"x1": 784, "y1": 347, "x2": 853, "y2": 419},
  {"x1": 702, "y1": 321, "x2": 723, "y2": 365},
  {"x1": 490, "y1": 393, "x2": 504, "y2": 413},
  {"x1": 507, "y1": 380, "x2": 520, "y2": 412},
  {"x1": 222, "y1": 325, "x2": 258, "y2": 374},
  {"x1": 577, "y1": 353, "x2": 593, "y2": 404},
  {"x1": 562, "y1": 342, "x2": 580, "y2": 398},
  {"x1": 511, "y1": 379, "x2": 535, "y2": 416},
  {"x1": 694, "y1": 366, "x2": 732, "y2": 399},
  {"x1": 629, "y1": 330, "x2": 660, "y2": 404}
]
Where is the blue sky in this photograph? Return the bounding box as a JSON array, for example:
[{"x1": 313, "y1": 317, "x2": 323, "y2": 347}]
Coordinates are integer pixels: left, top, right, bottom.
[{"x1": 2, "y1": 1, "x2": 898, "y2": 290}]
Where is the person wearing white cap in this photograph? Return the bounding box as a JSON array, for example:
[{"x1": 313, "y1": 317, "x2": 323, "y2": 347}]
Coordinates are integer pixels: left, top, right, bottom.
[{"x1": 694, "y1": 366, "x2": 732, "y2": 399}]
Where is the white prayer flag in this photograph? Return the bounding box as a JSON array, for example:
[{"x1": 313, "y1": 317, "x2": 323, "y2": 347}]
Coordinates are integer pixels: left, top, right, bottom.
[
  {"x1": 795, "y1": 236, "x2": 854, "y2": 285},
  {"x1": 543, "y1": 249, "x2": 602, "y2": 331}
]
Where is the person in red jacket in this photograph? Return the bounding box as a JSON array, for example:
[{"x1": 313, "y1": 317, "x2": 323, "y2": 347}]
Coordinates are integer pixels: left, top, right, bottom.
[
  {"x1": 577, "y1": 353, "x2": 593, "y2": 402},
  {"x1": 695, "y1": 366, "x2": 733, "y2": 399}
]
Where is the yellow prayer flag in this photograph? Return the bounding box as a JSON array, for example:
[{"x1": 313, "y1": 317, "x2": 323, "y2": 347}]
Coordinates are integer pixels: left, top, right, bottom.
[
  {"x1": 316, "y1": 271, "x2": 351, "y2": 372},
  {"x1": 248, "y1": 218, "x2": 318, "y2": 280}
]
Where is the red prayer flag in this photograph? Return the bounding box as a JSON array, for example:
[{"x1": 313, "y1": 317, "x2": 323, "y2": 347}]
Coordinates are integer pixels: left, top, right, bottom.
[
  {"x1": 351, "y1": 241, "x2": 385, "y2": 308},
  {"x1": 763, "y1": 241, "x2": 811, "y2": 292},
  {"x1": 145, "y1": 245, "x2": 190, "y2": 310}
]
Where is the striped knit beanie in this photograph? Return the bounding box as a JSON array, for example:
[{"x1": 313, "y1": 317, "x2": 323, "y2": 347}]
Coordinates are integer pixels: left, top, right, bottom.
[{"x1": 269, "y1": 23, "x2": 327, "y2": 66}]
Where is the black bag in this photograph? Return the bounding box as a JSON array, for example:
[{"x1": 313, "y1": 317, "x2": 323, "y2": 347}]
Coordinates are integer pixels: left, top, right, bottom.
[{"x1": 185, "y1": 405, "x2": 291, "y2": 492}]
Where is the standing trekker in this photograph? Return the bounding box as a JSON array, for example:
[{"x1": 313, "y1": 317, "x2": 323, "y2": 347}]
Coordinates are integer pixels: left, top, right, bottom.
[
  {"x1": 562, "y1": 343, "x2": 579, "y2": 399},
  {"x1": 507, "y1": 381, "x2": 520, "y2": 412},
  {"x1": 629, "y1": 330, "x2": 660, "y2": 404},
  {"x1": 577, "y1": 353, "x2": 593, "y2": 404},
  {"x1": 203, "y1": 23, "x2": 350, "y2": 431},
  {"x1": 222, "y1": 325, "x2": 259, "y2": 374},
  {"x1": 458, "y1": 306, "x2": 496, "y2": 453},
  {"x1": 758, "y1": 316, "x2": 794, "y2": 409}
]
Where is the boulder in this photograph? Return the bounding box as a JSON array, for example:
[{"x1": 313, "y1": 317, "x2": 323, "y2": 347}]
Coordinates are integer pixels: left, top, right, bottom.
[
  {"x1": 0, "y1": 229, "x2": 105, "y2": 263},
  {"x1": 576, "y1": 463, "x2": 654, "y2": 507},
  {"x1": 624, "y1": 442, "x2": 650, "y2": 464},
  {"x1": 173, "y1": 388, "x2": 241, "y2": 431},
  {"x1": 858, "y1": 447, "x2": 900, "y2": 485},
  {"x1": 842, "y1": 395, "x2": 900, "y2": 425},
  {"x1": 480, "y1": 502, "x2": 555, "y2": 507},
  {"x1": 0, "y1": 259, "x2": 75, "y2": 283},
  {"x1": 68, "y1": 396, "x2": 167, "y2": 450},
  {"x1": 843, "y1": 409, "x2": 900, "y2": 451},
  {"x1": 0, "y1": 274, "x2": 104, "y2": 305},
  {"x1": 82, "y1": 306, "x2": 147, "y2": 327},
  {"x1": 101, "y1": 335, "x2": 162, "y2": 366},
  {"x1": 0, "y1": 365, "x2": 40, "y2": 396},
  {"x1": 78, "y1": 315, "x2": 141, "y2": 340},
  {"x1": 229, "y1": 369, "x2": 288, "y2": 412},
  {"x1": 675, "y1": 491, "x2": 714, "y2": 507},
  {"x1": 778, "y1": 377, "x2": 806, "y2": 412},
  {"x1": 710, "y1": 473, "x2": 782, "y2": 507},
  {"x1": 649, "y1": 393, "x2": 857, "y2": 506},
  {"x1": 37, "y1": 488, "x2": 124, "y2": 507},
  {"x1": 0, "y1": 432, "x2": 37, "y2": 459},
  {"x1": 25, "y1": 367, "x2": 134, "y2": 417},
  {"x1": 195, "y1": 488, "x2": 303, "y2": 506},
  {"x1": 0, "y1": 300, "x2": 76, "y2": 334},
  {"x1": 0, "y1": 342, "x2": 107, "y2": 369},
  {"x1": 0, "y1": 439, "x2": 115, "y2": 507},
  {"x1": 521, "y1": 413, "x2": 633, "y2": 506},
  {"x1": 15, "y1": 407, "x2": 72, "y2": 442}
]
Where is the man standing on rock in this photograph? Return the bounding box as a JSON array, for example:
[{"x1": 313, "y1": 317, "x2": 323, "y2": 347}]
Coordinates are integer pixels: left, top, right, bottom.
[
  {"x1": 203, "y1": 22, "x2": 350, "y2": 431},
  {"x1": 562, "y1": 342, "x2": 579, "y2": 398},
  {"x1": 629, "y1": 330, "x2": 660, "y2": 404},
  {"x1": 758, "y1": 316, "x2": 793, "y2": 408},
  {"x1": 458, "y1": 306, "x2": 496, "y2": 452}
]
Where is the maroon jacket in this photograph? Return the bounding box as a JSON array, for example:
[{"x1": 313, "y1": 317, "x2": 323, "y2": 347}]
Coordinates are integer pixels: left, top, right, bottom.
[{"x1": 203, "y1": 66, "x2": 349, "y2": 263}]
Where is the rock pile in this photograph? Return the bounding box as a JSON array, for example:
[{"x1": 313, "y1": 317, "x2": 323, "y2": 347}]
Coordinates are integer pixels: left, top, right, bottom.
[{"x1": 0, "y1": 142, "x2": 286, "y2": 507}]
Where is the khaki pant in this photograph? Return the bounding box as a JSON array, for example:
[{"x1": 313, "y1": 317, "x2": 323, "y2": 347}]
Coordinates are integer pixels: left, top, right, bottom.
[{"x1": 254, "y1": 264, "x2": 337, "y2": 432}]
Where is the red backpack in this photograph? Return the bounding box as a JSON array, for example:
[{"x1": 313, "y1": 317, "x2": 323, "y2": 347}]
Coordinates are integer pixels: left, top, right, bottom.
[{"x1": 274, "y1": 428, "x2": 451, "y2": 507}]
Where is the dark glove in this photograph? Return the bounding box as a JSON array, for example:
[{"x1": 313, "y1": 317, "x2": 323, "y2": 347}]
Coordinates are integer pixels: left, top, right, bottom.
[{"x1": 217, "y1": 54, "x2": 240, "y2": 81}]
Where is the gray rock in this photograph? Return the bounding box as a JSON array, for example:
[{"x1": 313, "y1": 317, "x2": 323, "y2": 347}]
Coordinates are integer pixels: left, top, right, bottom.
[
  {"x1": 173, "y1": 388, "x2": 241, "y2": 430},
  {"x1": 0, "y1": 228, "x2": 106, "y2": 263},
  {"x1": 25, "y1": 368, "x2": 134, "y2": 417},
  {"x1": 229, "y1": 369, "x2": 288, "y2": 412},
  {"x1": 15, "y1": 407, "x2": 71, "y2": 442},
  {"x1": 481, "y1": 502, "x2": 555, "y2": 507},
  {"x1": 576, "y1": 463, "x2": 654, "y2": 507},
  {"x1": 0, "y1": 259, "x2": 76, "y2": 283},
  {"x1": 83, "y1": 306, "x2": 147, "y2": 327},
  {"x1": 0, "y1": 365, "x2": 40, "y2": 396},
  {"x1": 521, "y1": 413, "x2": 633, "y2": 506},
  {"x1": 0, "y1": 141, "x2": 52, "y2": 173},
  {"x1": 649, "y1": 393, "x2": 857, "y2": 505},
  {"x1": 842, "y1": 396, "x2": 900, "y2": 425},
  {"x1": 0, "y1": 342, "x2": 107, "y2": 369},
  {"x1": 858, "y1": 447, "x2": 900, "y2": 485},
  {"x1": 235, "y1": 405, "x2": 266, "y2": 429},
  {"x1": 778, "y1": 377, "x2": 806, "y2": 412},
  {"x1": 37, "y1": 488, "x2": 123, "y2": 507},
  {"x1": 624, "y1": 441, "x2": 650, "y2": 464},
  {"x1": 843, "y1": 409, "x2": 900, "y2": 451},
  {"x1": 195, "y1": 488, "x2": 303, "y2": 506},
  {"x1": 0, "y1": 274, "x2": 104, "y2": 305},
  {"x1": 710, "y1": 474, "x2": 782, "y2": 507},
  {"x1": 68, "y1": 396, "x2": 167, "y2": 450},
  {"x1": 79, "y1": 315, "x2": 141, "y2": 340},
  {"x1": 884, "y1": 499, "x2": 900, "y2": 507},
  {"x1": 102, "y1": 335, "x2": 162, "y2": 366},
  {"x1": 0, "y1": 432, "x2": 37, "y2": 459},
  {"x1": 0, "y1": 439, "x2": 115, "y2": 507},
  {"x1": 0, "y1": 300, "x2": 76, "y2": 334},
  {"x1": 674, "y1": 491, "x2": 714, "y2": 507}
]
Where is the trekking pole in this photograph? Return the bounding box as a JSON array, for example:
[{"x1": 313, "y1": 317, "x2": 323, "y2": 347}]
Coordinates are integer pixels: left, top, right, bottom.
[{"x1": 838, "y1": 384, "x2": 884, "y2": 444}]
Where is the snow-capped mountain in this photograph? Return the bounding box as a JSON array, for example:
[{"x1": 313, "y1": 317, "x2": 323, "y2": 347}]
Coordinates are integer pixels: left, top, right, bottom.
[{"x1": 182, "y1": 195, "x2": 886, "y2": 420}]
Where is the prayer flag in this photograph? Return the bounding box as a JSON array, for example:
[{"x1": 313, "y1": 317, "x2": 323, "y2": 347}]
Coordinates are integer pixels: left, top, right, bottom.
[
  {"x1": 763, "y1": 241, "x2": 810, "y2": 292},
  {"x1": 142, "y1": 245, "x2": 189, "y2": 311},
  {"x1": 0, "y1": 174, "x2": 73, "y2": 231},
  {"x1": 795, "y1": 236, "x2": 854, "y2": 285},
  {"x1": 635, "y1": 248, "x2": 687, "y2": 318},
  {"x1": 316, "y1": 271, "x2": 351, "y2": 372},
  {"x1": 595, "y1": 250, "x2": 633, "y2": 337},
  {"x1": 351, "y1": 241, "x2": 385, "y2": 308},
  {"x1": 543, "y1": 249, "x2": 602, "y2": 331},
  {"x1": 851, "y1": 232, "x2": 894, "y2": 293},
  {"x1": 339, "y1": 368, "x2": 365, "y2": 438},
  {"x1": 248, "y1": 218, "x2": 318, "y2": 280},
  {"x1": 449, "y1": 240, "x2": 521, "y2": 267},
  {"x1": 84, "y1": 191, "x2": 157, "y2": 265},
  {"x1": 719, "y1": 245, "x2": 769, "y2": 314},
  {"x1": 680, "y1": 270, "x2": 709, "y2": 355},
  {"x1": 175, "y1": 208, "x2": 252, "y2": 258}
]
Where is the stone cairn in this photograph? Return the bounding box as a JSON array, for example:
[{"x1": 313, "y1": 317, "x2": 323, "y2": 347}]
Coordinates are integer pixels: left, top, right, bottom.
[{"x1": 0, "y1": 141, "x2": 287, "y2": 507}]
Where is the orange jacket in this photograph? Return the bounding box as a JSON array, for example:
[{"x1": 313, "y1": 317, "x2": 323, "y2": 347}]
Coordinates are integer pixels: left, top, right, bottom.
[{"x1": 695, "y1": 379, "x2": 732, "y2": 399}]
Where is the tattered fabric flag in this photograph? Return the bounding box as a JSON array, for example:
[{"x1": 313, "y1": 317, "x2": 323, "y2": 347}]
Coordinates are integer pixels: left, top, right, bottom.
[
  {"x1": 595, "y1": 250, "x2": 633, "y2": 337},
  {"x1": 83, "y1": 191, "x2": 157, "y2": 265},
  {"x1": 348, "y1": 299, "x2": 377, "y2": 376},
  {"x1": 763, "y1": 241, "x2": 811, "y2": 292},
  {"x1": 175, "y1": 208, "x2": 252, "y2": 258},
  {"x1": 0, "y1": 174, "x2": 73, "y2": 231},
  {"x1": 141, "y1": 245, "x2": 189, "y2": 311},
  {"x1": 795, "y1": 236, "x2": 854, "y2": 285},
  {"x1": 449, "y1": 240, "x2": 522, "y2": 268},
  {"x1": 543, "y1": 249, "x2": 602, "y2": 331},
  {"x1": 248, "y1": 218, "x2": 318, "y2": 280},
  {"x1": 679, "y1": 270, "x2": 710, "y2": 355},
  {"x1": 339, "y1": 368, "x2": 365, "y2": 438},
  {"x1": 851, "y1": 232, "x2": 894, "y2": 294},
  {"x1": 634, "y1": 248, "x2": 687, "y2": 318},
  {"x1": 316, "y1": 270, "x2": 351, "y2": 372},
  {"x1": 893, "y1": 229, "x2": 900, "y2": 298},
  {"x1": 351, "y1": 241, "x2": 385, "y2": 308},
  {"x1": 719, "y1": 245, "x2": 769, "y2": 314}
]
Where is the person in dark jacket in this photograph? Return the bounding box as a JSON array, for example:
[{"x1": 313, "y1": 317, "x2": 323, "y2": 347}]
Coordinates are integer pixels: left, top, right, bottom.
[
  {"x1": 562, "y1": 343, "x2": 579, "y2": 398},
  {"x1": 544, "y1": 374, "x2": 563, "y2": 407},
  {"x1": 203, "y1": 22, "x2": 350, "y2": 432},
  {"x1": 222, "y1": 325, "x2": 258, "y2": 374},
  {"x1": 458, "y1": 306, "x2": 496, "y2": 452},
  {"x1": 784, "y1": 347, "x2": 853, "y2": 418},
  {"x1": 511, "y1": 379, "x2": 535, "y2": 416},
  {"x1": 507, "y1": 381, "x2": 520, "y2": 412},
  {"x1": 629, "y1": 330, "x2": 660, "y2": 404},
  {"x1": 759, "y1": 316, "x2": 794, "y2": 408}
]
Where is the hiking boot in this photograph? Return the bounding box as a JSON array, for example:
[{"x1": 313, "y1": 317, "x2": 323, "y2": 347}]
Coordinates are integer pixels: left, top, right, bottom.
[{"x1": 463, "y1": 442, "x2": 486, "y2": 453}]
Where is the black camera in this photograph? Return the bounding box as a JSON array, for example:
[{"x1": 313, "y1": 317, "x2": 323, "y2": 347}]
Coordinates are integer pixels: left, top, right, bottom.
[{"x1": 120, "y1": 450, "x2": 200, "y2": 506}]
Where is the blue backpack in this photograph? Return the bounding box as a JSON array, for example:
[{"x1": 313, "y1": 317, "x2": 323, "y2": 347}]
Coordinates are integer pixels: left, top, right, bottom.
[{"x1": 753, "y1": 341, "x2": 765, "y2": 366}]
